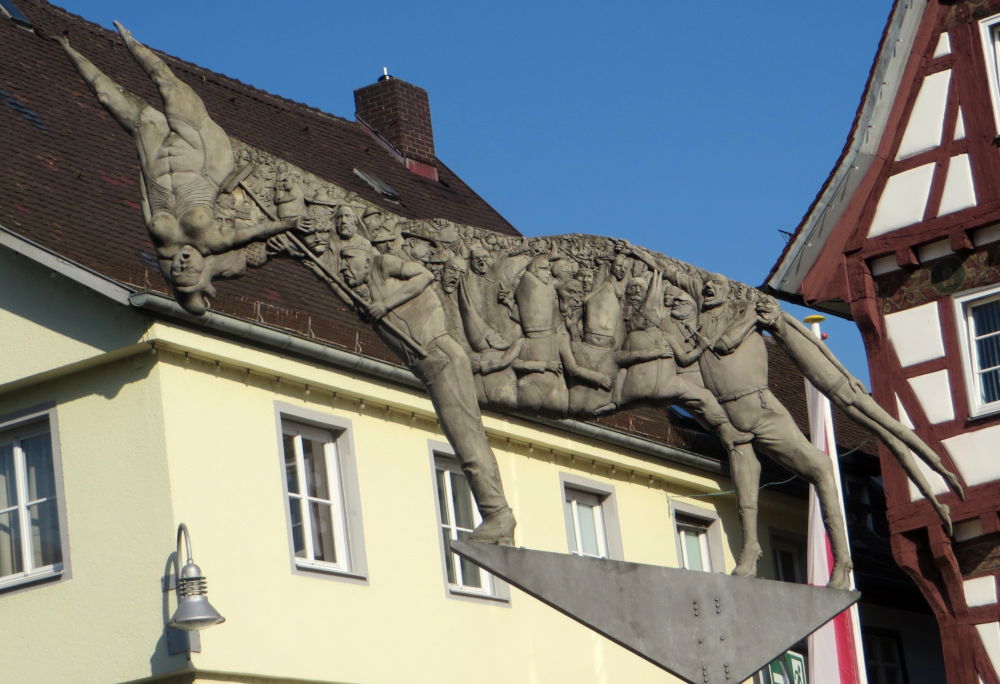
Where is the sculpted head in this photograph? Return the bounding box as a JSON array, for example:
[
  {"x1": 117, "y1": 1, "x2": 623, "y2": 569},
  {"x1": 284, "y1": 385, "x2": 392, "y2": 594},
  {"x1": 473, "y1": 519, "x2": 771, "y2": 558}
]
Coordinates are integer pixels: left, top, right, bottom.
[
  {"x1": 577, "y1": 267, "x2": 596, "y2": 293},
  {"x1": 557, "y1": 278, "x2": 585, "y2": 318},
  {"x1": 625, "y1": 277, "x2": 648, "y2": 310},
  {"x1": 612, "y1": 253, "x2": 629, "y2": 281},
  {"x1": 442, "y1": 255, "x2": 467, "y2": 294},
  {"x1": 665, "y1": 286, "x2": 697, "y2": 322},
  {"x1": 527, "y1": 255, "x2": 554, "y2": 284},
  {"x1": 701, "y1": 274, "x2": 730, "y2": 310},
  {"x1": 334, "y1": 205, "x2": 359, "y2": 239},
  {"x1": 168, "y1": 245, "x2": 218, "y2": 316},
  {"x1": 403, "y1": 236, "x2": 432, "y2": 262},
  {"x1": 339, "y1": 247, "x2": 373, "y2": 287},
  {"x1": 551, "y1": 258, "x2": 578, "y2": 282},
  {"x1": 469, "y1": 247, "x2": 493, "y2": 276}
]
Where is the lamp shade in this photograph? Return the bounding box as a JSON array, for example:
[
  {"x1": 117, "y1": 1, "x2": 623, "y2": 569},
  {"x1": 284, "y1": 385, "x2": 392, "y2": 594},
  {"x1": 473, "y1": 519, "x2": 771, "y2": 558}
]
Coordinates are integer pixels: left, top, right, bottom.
[{"x1": 168, "y1": 557, "x2": 225, "y2": 631}]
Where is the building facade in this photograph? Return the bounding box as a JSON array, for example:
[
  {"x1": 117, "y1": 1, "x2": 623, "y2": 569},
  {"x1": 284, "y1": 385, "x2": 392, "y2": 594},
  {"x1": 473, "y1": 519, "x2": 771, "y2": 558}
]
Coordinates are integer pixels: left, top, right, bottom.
[
  {"x1": 768, "y1": 1, "x2": 1000, "y2": 682},
  {"x1": 0, "y1": 1, "x2": 950, "y2": 682}
]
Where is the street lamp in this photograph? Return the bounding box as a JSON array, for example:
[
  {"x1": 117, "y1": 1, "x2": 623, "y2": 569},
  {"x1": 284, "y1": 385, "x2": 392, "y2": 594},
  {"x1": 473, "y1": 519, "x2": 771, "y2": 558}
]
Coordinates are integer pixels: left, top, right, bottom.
[{"x1": 168, "y1": 523, "x2": 225, "y2": 631}]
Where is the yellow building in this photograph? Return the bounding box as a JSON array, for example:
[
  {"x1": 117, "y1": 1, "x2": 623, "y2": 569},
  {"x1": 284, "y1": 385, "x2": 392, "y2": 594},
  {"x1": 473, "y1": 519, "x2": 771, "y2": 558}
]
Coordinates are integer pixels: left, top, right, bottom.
[{"x1": 0, "y1": 2, "x2": 834, "y2": 683}]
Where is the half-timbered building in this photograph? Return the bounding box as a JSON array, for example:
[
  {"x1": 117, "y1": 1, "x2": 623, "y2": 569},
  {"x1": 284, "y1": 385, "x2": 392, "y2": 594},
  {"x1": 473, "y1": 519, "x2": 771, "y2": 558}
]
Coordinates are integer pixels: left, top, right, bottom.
[{"x1": 768, "y1": 2, "x2": 1000, "y2": 681}]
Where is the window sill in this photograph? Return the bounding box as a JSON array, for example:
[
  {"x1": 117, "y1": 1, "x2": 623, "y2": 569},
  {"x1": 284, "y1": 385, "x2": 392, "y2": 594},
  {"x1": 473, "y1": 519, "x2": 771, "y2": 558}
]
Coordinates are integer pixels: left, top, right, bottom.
[
  {"x1": 0, "y1": 565, "x2": 63, "y2": 593},
  {"x1": 448, "y1": 584, "x2": 509, "y2": 603},
  {"x1": 293, "y1": 559, "x2": 367, "y2": 582},
  {"x1": 966, "y1": 403, "x2": 1000, "y2": 422}
]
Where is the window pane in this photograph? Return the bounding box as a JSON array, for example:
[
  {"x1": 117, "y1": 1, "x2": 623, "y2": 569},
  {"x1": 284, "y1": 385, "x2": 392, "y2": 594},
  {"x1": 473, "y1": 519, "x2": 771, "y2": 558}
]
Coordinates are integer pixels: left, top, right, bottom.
[
  {"x1": 442, "y1": 529, "x2": 457, "y2": 584},
  {"x1": 451, "y1": 475, "x2": 475, "y2": 530},
  {"x1": 303, "y1": 439, "x2": 330, "y2": 500},
  {"x1": 973, "y1": 300, "x2": 1000, "y2": 336},
  {"x1": 682, "y1": 528, "x2": 706, "y2": 571},
  {"x1": 22, "y1": 434, "x2": 54, "y2": 501},
  {"x1": 0, "y1": 444, "x2": 15, "y2": 510},
  {"x1": 309, "y1": 500, "x2": 336, "y2": 563},
  {"x1": 576, "y1": 503, "x2": 600, "y2": 556},
  {"x1": 27, "y1": 500, "x2": 61, "y2": 567},
  {"x1": 976, "y1": 334, "x2": 1000, "y2": 371},
  {"x1": 436, "y1": 469, "x2": 450, "y2": 525},
  {"x1": 982, "y1": 368, "x2": 1000, "y2": 404},
  {"x1": 0, "y1": 509, "x2": 23, "y2": 576},
  {"x1": 289, "y1": 497, "x2": 306, "y2": 558},
  {"x1": 283, "y1": 434, "x2": 299, "y2": 494},
  {"x1": 564, "y1": 500, "x2": 577, "y2": 554}
]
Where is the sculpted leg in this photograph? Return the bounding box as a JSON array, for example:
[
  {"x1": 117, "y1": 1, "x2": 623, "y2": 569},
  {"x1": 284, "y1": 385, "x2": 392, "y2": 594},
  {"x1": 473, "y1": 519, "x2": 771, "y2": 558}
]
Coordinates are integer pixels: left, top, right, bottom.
[
  {"x1": 114, "y1": 22, "x2": 233, "y2": 184},
  {"x1": 728, "y1": 442, "x2": 763, "y2": 577},
  {"x1": 843, "y1": 405, "x2": 953, "y2": 534},
  {"x1": 415, "y1": 337, "x2": 514, "y2": 544},
  {"x1": 851, "y1": 394, "x2": 964, "y2": 500}
]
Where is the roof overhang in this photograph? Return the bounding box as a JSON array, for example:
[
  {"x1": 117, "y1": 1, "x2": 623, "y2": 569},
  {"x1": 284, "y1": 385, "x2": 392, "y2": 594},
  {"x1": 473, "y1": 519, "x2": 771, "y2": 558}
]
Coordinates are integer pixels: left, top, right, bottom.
[{"x1": 764, "y1": 0, "x2": 927, "y2": 313}]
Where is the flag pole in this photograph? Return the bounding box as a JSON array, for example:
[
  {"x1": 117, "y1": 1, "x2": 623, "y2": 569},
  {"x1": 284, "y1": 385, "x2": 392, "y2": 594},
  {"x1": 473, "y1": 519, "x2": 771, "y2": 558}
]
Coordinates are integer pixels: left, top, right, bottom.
[{"x1": 803, "y1": 315, "x2": 868, "y2": 684}]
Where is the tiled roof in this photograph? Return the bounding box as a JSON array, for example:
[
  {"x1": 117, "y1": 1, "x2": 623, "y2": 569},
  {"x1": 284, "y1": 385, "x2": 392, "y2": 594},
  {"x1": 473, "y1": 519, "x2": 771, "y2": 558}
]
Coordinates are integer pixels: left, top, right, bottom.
[{"x1": 0, "y1": 0, "x2": 874, "y2": 465}]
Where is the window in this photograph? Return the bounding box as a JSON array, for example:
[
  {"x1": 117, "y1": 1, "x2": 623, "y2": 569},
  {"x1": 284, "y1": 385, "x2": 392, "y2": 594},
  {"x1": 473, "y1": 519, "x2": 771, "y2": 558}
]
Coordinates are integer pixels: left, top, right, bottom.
[
  {"x1": 565, "y1": 487, "x2": 608, "y2": 558},
  {"x1": 955, "y1": 287, "x2": 1000, "y2": 417},
  {"x1": 560, "y1": 474, "x2": 624, "y2": 560},
  {"x1": 770, "y1": 532, "x2": 806, "y2": 584},
  {"x1": 676, "y1": 515, "x2": 712, "y2": 572},
  {"x1": 863, "y1": 629, "x2": 908, "y2": 684},
  {"x1": 980, "y1": 16, "x2": 1000, "y2": 131},
  {"x1": 671, "y1": 501, "x2": 723, "y2": 573},
  {"x1": 0, "y1": 413, "x2": 64, "y2": 590},
  {"x1": 433, "y1": 455, "x2": 500, "y2": 597},
  {"x1": 277, "y1": 407, "x2": 366, "y2": 579}
]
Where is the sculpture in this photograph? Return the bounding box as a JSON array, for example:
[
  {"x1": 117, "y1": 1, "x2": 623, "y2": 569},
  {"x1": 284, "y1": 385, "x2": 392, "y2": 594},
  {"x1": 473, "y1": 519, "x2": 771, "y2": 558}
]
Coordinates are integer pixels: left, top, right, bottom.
[{"x1": 62, "y1": 26, "x2": 965, "y2": 588}]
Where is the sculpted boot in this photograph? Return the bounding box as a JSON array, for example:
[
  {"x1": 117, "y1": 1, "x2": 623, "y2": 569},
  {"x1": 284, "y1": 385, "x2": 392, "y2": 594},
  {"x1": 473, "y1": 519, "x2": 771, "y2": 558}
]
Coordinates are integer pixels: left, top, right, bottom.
[{"x1": 468, "y1": 506, "x2": 516, "y2": 545}]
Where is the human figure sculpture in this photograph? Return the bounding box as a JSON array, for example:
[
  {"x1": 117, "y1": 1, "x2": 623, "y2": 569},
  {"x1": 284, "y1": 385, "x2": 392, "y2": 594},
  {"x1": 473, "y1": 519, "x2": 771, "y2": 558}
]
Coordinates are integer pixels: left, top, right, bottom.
[
  {"x1": 338, "y1": 245, "x2": 515, "y2": 543},
  {"x1": 58, "y1": 26, "x2": 309, "y2": 313},
  {"x1": 68, "y1": 28, "x2": 966, "y2": 579}
]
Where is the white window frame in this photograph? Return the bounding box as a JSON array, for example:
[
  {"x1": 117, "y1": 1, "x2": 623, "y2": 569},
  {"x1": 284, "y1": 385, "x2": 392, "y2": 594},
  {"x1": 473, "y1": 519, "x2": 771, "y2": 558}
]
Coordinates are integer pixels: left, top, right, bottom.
[
  {"x1": 980, "y1": 15, "x2": 1000, "y2": 133},
  {"x1": 670, "y1": 500, "x2": 724, "y2": 573},
  {"x1": 953, "y1": 284, "x2": 1000, "y2": 418},
  {"x1": 0, "y1": 406, "x2": 68, "y2": 592},
  {"x1": 560, "y1": 473, "x2": 624, "y2": 561},
  {"x1": 429, "y1": 443, "x2": 508, "y2": 602},
  {"x1": 676, "y1": 515, "x2": 712, "y2": 572},
  {"x1": 275, "y1": 404, "x2": 367, "y2": 581}
]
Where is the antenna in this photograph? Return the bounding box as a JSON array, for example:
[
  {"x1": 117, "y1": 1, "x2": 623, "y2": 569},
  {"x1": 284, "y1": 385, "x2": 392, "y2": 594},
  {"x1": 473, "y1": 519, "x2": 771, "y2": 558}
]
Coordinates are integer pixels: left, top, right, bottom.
[{"x1": 379, "y1": 66, "x2": 392, "y2": 82}]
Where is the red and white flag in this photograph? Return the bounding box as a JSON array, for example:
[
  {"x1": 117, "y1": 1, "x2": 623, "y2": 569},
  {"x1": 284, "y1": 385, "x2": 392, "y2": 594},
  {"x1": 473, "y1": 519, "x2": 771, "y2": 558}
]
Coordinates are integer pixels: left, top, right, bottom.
[{"x1": 803, "y1": 316, "x2": 868, "y2": 684}]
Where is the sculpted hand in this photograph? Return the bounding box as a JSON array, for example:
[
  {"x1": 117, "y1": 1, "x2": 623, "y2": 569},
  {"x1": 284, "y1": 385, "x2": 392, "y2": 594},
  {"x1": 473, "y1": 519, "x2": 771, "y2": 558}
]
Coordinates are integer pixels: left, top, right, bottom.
[
  {"x1": 293, "y1": 216, "x2": 317, "y2": 234},
  {"x1": 849, "y1": 376, "x2": 868, "y2": 395},
  {"x1": 599, "y1": 374, "x2": 615, "y2": 391},
  {"x1": 548, "y1": 361, "x2": 564, "y2": 376},
  {"x1": 367, "y1": 299, "x2": 389, "y2": 320}
]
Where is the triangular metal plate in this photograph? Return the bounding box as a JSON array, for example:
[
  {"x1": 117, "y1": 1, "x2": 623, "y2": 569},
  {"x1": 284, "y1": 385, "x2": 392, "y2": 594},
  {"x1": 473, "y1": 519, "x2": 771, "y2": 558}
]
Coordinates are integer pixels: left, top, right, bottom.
[{"x1": 452, "y1": 541, "x2": 859, "y2": 684}]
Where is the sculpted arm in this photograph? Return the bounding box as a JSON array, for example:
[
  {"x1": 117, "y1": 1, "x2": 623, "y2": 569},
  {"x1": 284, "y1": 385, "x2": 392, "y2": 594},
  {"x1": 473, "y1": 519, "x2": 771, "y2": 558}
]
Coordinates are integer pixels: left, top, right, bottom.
[
  {"x1": 204, "y1": 216, "x2": 309, "y2": 254},
  {"x1": 369, "y1": 257, "x2": 434, "y2": 319},
  {"x1": 772, "y1": 311, "x2": 867, "y2": 392},
  {"x1": 711, "y1": 308, "x2": 759, "y2": 355}
]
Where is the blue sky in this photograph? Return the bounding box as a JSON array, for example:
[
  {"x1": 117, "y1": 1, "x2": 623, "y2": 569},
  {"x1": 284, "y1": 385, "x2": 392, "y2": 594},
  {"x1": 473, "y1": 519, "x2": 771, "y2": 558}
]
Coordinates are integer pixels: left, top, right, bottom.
[{"x1": 53, "y1": 0, "x2": 892, "y2": 383}]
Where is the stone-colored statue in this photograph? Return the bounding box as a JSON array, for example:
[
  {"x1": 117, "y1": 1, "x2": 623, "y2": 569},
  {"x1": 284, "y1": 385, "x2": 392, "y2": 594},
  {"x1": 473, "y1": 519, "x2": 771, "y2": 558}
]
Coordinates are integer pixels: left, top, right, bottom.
[
  {"x1": 58, "y1": 25, "x2": 309, "y2": 313},
  {"x1": 68, "y1": 27, "x2": 965, "y2": 577},
  {"x1": 338, "y1": 245, "x2": 515, "y2": 543}
]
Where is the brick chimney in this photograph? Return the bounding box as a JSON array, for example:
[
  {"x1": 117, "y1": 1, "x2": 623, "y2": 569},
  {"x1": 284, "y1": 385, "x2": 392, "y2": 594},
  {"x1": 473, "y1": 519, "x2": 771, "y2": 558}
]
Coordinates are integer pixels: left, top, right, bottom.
[{"x1": 354, "y1": 73, "x2": 438, "y2": 181}]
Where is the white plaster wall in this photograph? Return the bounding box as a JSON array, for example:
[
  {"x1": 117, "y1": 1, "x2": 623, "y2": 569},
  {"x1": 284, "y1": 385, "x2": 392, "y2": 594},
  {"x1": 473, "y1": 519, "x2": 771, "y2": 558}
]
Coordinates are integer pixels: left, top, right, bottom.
[
  {"x1": 943, "y1": 425, "x2": 1000, "y2": 486},
  {"x1": 869, "y1": 163, "x2": 935, "y2": 236},
  {"x1": 896, "y1": 70, "x2": 950, "y2": 160},
  {"x1": 908, "y1": 370, "x2": 955, "y2": 424},
  {"x1": 938, "y1": 153, "x2": 977, "y2": 216},
  {"x1": 0, "y1": 355, "x2": 182, "y2": 684},
  {"x1": 956, "y1": 107, "x2": 966, "y2": 140},
  {"x1": 885, "y1": 302, "x2": 945, "y2": 367},
  {"x1": 0, "y1": 248, "x2": 147, "y2": 387},
  {"x1": 965, "y1": 576, "x2": 998, "y2": 608},
  {"x1": 934, "y1": 32, "x2": 952, "y2": 58},
  {"x1": 976, "y1": 622, "x2": 1000, "y2": 679}
]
